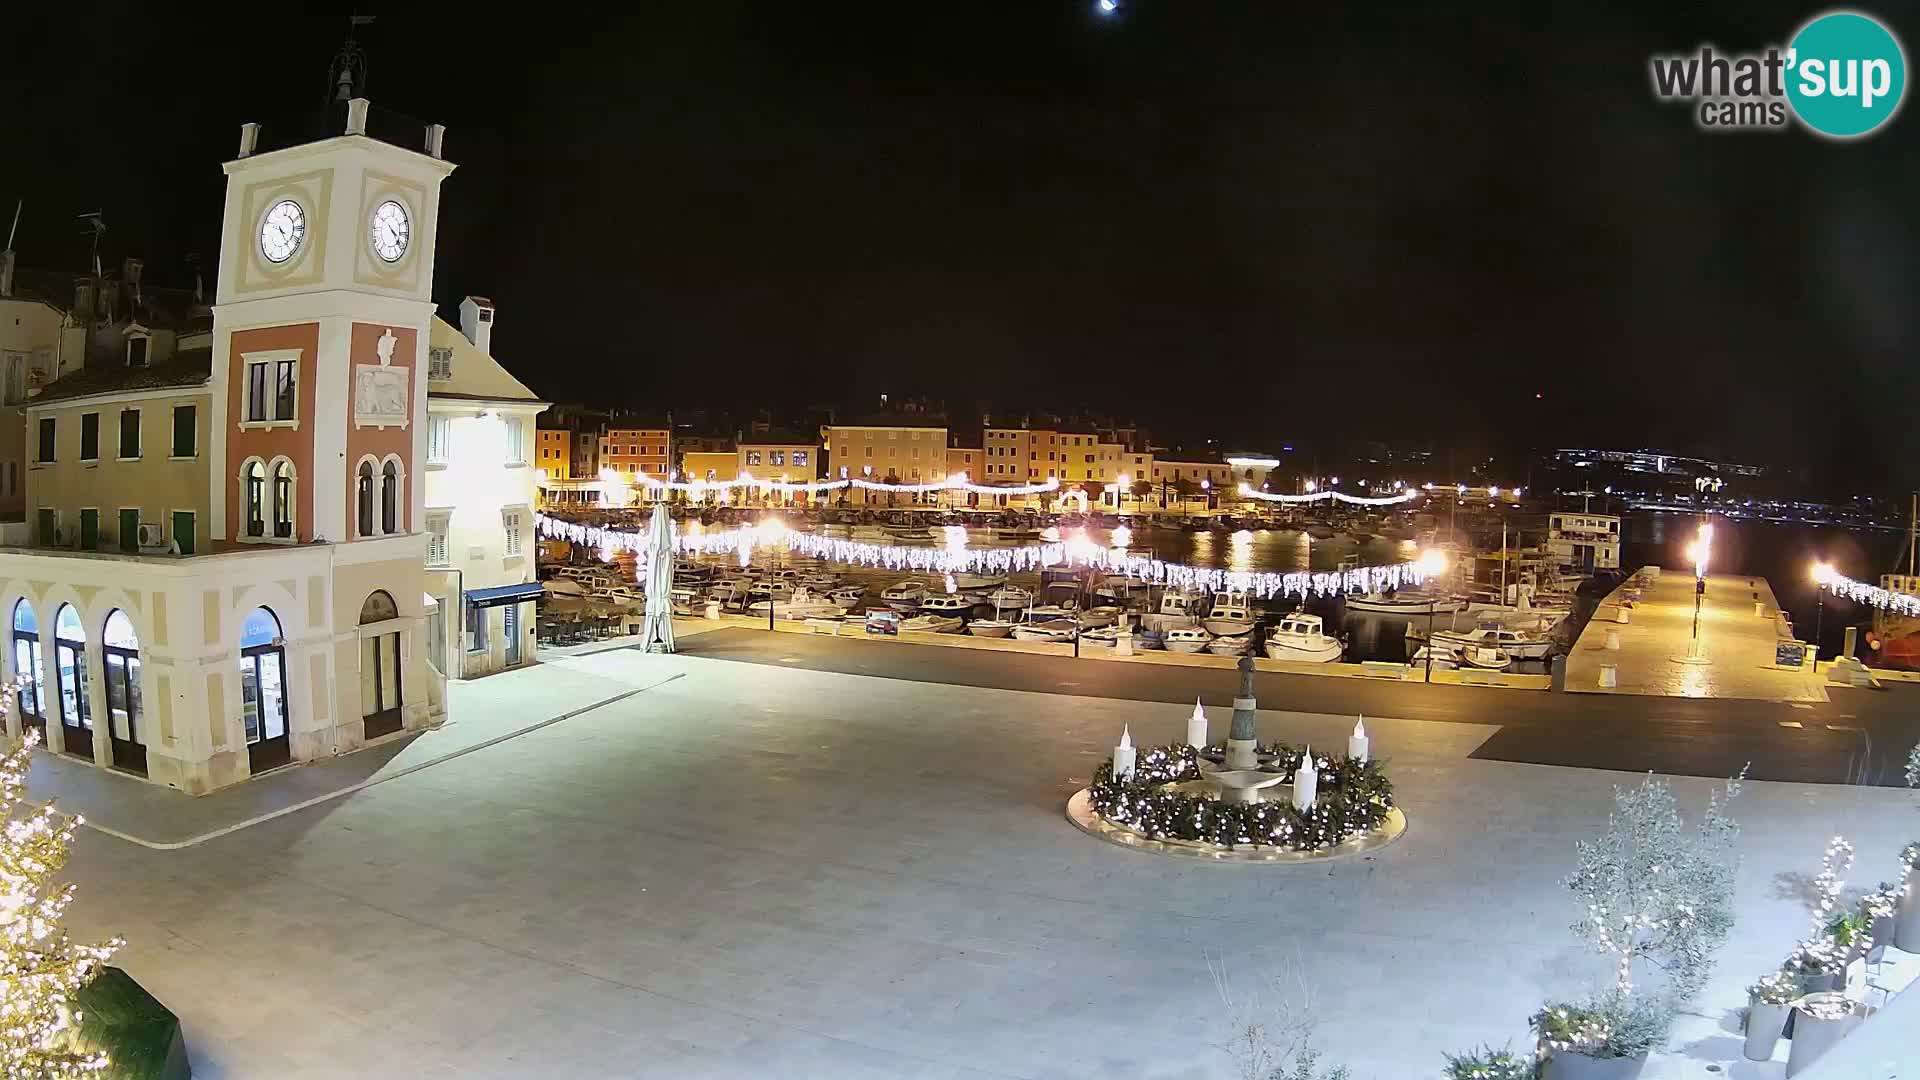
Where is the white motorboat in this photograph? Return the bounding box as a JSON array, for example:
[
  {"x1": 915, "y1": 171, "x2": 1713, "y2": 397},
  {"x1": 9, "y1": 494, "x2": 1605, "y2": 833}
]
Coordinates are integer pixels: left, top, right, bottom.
[
  {"x1": 706, "y1": 580, "x2": 749, "y2": 610},
  {"x1": 746, "y1": 589, "x2": 844, "y2": 621},
  {"x1": 900, "y1": 613, "x2": 964, "y2": 634},
  {"x1": 1206, "y1": 633, "x2": 1252, "y2": 656},
  {"x1": 1026, "y1": 603, "x2": 1080, "y2": 622},
  {"x1": 882, "y1": 579, "x2": 929, "y2": 611},
  {"x1": 968, "y1": 618, "x2": 1019, "y2": 638},
  {"x1": 1345, "y1": 589, "x2": 1468, "y2": 615},
  {"x1": 1079, "y1": 624, "x2": 1128, "y2": 647},
  {"x1": 1163, "y1": 627, "x2": 1214, "y2": 654},
  {"x1": 796, "y1": 572, "x2": 841, "y2": 590},
  {"x1": 985, "y1": 585, "x2": 1033, "y2": 611},
  {"x1": 1202, "y1": 593, "x2": 1256, "y2": 637},
  {"x1": 1407, "y1": 646, "x2": 1459, "y2": 671},
  {"x1": 1139, "y1": 590, "x2": 1202, "y2": 634},
  {"x1": 827, "y1": 585, "x2": 866, "y2": 611},
  {"x1": 1460, "y1": 644, "x2": 1514, "y2": 670},
  {"x1": 951, "y1": 571, "x2": 1007, "y2": 592},
  {"x1": 1077, "y1": 605, "x2": 1124, "y2": 629},
  {"x1": 669, "y1": 586, "x2": 700, "y2": 616},
  {"x1": 1263, "y1": 614, "x2": 1343, "y2": 663},
  {"x1": 918, "y1": 594, "x2": 975, "y2": 618},
  {"x1": 747, "y1": 579, "x2": 795, "y2": 602},
  {"x1": 672, "y1": 560, "x2": 713, "y2": 583},
  {"x1": 1011, "y1": 619, "x2": 1079, "y2": 643},
  {"x1": 1427, "y1": 621, "x2": 1553, "y2": 660}
]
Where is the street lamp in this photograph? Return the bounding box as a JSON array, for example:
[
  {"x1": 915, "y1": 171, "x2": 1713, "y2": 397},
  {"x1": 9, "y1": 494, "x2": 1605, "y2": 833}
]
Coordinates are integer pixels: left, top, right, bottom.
[
  {"x1": 1686, "y1": 520, "x2": 1713, "y2": 657},
  {"x1": 1415, "y1": 548, "x2": 1451, "y2": 684},
  {"x1": 1811, "y1": 560, "x2": 1834, "y2": 661}
]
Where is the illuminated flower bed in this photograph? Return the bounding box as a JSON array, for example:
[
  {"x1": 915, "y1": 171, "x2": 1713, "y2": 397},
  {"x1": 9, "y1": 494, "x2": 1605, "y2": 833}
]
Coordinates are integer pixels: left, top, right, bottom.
[{"x1": 1087, "y1": 741, "x2": 1395, "y2": 852}]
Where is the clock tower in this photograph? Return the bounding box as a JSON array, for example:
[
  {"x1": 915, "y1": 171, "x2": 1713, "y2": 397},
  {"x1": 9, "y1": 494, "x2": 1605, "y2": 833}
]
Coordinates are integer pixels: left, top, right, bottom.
[{"x1": 209, "y1": 98, "x2": 455, "y2": 546}]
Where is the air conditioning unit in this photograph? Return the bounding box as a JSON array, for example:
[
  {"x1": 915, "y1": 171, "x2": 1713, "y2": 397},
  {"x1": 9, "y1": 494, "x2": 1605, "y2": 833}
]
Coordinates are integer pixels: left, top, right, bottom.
[{"x1": 136, "y1": 522, "x2": 167, "y2": 551}]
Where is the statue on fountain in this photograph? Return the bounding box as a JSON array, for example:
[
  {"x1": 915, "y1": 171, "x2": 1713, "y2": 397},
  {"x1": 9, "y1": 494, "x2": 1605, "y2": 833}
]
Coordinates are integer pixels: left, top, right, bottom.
[{"x1": 1199, "y1": 654, "x2": 1284, "y2": 803}]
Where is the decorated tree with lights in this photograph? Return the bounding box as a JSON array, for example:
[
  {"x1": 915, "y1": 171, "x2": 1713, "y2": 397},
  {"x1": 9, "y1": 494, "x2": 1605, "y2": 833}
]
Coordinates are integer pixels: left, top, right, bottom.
[
  {"x1": 0, "y1": 725, "x2": 122, "y2": 1078},
  {"x1": 1566, "y1": 770, "x2": 1745, "y2": 1000}
]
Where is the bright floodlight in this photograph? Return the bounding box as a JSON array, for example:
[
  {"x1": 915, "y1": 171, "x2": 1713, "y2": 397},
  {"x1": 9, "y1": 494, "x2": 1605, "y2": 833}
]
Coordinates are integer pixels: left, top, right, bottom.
[
  {"x1": 1415, "y1": 549, "x2": 1449, "y2": 577},
  {"x1": 1811, "y1": 561, "x2": 1834, "y2": 586},
  {"x1": 1303, "y1": 479, "x2": 1317, "y2": 492},
  {"x1": 1689, "y1": 521, "x2": 1713, "y2": 578},
  {"x1": 1097, "y1": 0, "x2": 1118, "y2": 12}
]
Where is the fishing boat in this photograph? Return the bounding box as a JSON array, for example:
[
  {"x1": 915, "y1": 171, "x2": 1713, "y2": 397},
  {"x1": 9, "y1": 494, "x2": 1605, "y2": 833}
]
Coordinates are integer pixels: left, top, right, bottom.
[
  {"x1": 1163, "y1": 627, "x2": 1214, "y2": 654},
  {"x1": 968, "y1": 616, "x2": 1020, "y2": 638},
  {"x1": 746, "y1": 589, "x2": 845, "y2": 621},
  {"x1": 706, "y1": 579, "x2": 749, "y2": 611},
  {"x1": 1345, "y1": 589, "x2": 1469, "y2": 615},
  {"x1": 1079, "y1": 624, "x2": 1128, "y2": 648},
  {"x1": 826, "y1": 585, "x2": 866, "y2": 611},
  {"x1": 1424, "y1": 621, "x2": 1553, "y2": 660},
  {"x1": 899, "y1": 613, "x2": 964, "y2": 634},
  {"x1": 1263, "y1": 614, "x2": 1343, "y2": 663},
  {"x1": 1202, "y1": 593, "x2": 1256, "y2": 637},
  {"x1": 1407, "y1": 646, "x2": 1459, "y2": 671},
  {"x1": 1011, "y1": 619, "x2": 1079, "y2": 643},
  {"x1": 672, "y1": 559, "x2": 712, "y2": 584},
  {"x1": 918, "y1": 594, "x2": 975, "y2": 619},
  {"x1": 883, "y1": 525, "x2": 934, "y2": 541},
  {"x1": 951, "y1": 571, "x2": 1007, "y2": 592},
  {"x1": 985, "y1": 585, "x2": 1033, "y2": 611},
  {"x1": 747, "y1": 579, "x2": 795, "y2": 603},
  {"x1": 881, "y1": 579, "x2": 929, "y2": 611},
  {"x1": 1077, "y1": 605, "x2": 1124, "y2": 629},
  {"x1": 1304, "y1": 521, "x2": 1338, "y2": 540},
  {"x1": 1206, "y1": 633, "x2": 1252, "y2": 656},
  {"x1": 1139, "y1": 590, "x2": 1202, "y2": 634},
  {"x1": 1460, "y1": 644, "x2": 1514, "y2": 670}
]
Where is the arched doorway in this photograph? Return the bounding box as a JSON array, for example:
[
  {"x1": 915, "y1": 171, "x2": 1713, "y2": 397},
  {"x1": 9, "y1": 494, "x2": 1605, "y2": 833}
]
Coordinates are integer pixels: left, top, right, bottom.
[
  {"x1": 240, "y1": 607, "x2": 291, "y2": 774},
  {"x1": 359, "y1": 590, "x2": 403, "y2": 739},
  {"x1": 101, "y1": 611, "x2": 146, "y2": 776},
  {"x1": 53, "y1": 604, "x2": 90, "y2": 759},
  {"x1": 11, "y1": 601, "x2": 43, "y2": 739}
]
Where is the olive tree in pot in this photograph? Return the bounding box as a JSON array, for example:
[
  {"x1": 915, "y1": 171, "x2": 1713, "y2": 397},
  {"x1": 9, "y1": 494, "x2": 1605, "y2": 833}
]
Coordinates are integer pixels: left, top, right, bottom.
[
  {"x1": 1741, "y1": 972, "x2": 1796, "y2": 1062},
  {"x1": 1531, "y1": 993, "x2": 1669, "y2": 1080},
  {"x1": 1861, "y1": 887, "x2": 1898, "y2": 964},
  {"x1": 1442, "y1": 1044, "x2": 1536, "y2": 1080}
]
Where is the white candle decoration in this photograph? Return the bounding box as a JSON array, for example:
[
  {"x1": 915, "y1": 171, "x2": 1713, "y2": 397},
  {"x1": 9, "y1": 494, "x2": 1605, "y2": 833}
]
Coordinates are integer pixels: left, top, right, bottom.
[
  {"x1": 1111, "y1": 725, "x2": 1136, "y2": 781},
  {"x1": 1348, "y1": 716, "x2": 1369, "y2": 764},
  {"x1": 1186, "y1": 697, "x2": 1209, "y2": 749},
  {"x1": 1292, "y1": 744, "x2": 1318, "y2": 812}
]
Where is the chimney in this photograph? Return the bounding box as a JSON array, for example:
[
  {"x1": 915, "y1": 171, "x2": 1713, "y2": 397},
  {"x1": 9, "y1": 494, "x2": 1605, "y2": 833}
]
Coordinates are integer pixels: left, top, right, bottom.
[
  {"x1": 0, "y1": 250, "x2": 13, "y2": 297},
  {"x1": 73, "y1": 275, "x2": 96, "y2": 322},
  {"x1": 425, "y1": 123, "x2": 447, "y2": 159},
  {"x1": 459, "y1": 296, "x2": 495, "y2": 355},
  {"x1": 122, "y1": 257, "x2": 143, "y2": 303},
  {"x1": 238, "y1": 122, "x2": 260, "y2": 158},
  {"x1": 345, "y1": 97, "x2": 370, "y2": 136}
]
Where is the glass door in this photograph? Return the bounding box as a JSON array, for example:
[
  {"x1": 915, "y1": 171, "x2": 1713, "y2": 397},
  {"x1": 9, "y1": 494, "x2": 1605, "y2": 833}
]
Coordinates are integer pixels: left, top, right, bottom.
[
  {"x1": 242, "y1": 648, "x2": 290, "y2": 773},
  {"x1": 361, "y1": 633, "x2": 403, "y2": 739},
  {"x1": 504, "y1": 603, "x2": 521, "y2": 666}
]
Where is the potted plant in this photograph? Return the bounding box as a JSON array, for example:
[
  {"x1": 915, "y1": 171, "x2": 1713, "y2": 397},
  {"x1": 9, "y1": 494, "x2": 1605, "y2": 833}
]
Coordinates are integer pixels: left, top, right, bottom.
[
  {"x1": 1785, "y1": 991, "x2": 1871, "y2": 1077},
  {"x1": 1826, "y1": 909, "x2": 1873, "y2": 965},
  {"x1": 1443, "y1": 1044, "x2": 1535, "y2": 1079},
  {"x1": 1896, "y1": 843, "x2": 1920, "y2": 952},
  {"x1": 1531, "y1": 993, "x2": 1669, "y2": 1080},
  {"x1": 1783, "y1": 938, "x2": 1846, "y2": 996},
  {"x1": 1862, "y1": 888, "x2": 1898, "y2": 964},
  {"x1": 1742, "y1": 972, "x2": 1795, "y2": 1062}
]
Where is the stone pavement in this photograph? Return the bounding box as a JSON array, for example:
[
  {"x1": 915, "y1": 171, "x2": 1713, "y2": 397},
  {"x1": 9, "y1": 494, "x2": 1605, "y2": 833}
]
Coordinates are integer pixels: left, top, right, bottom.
[
  {"x1": 1567, "y1": 569, "x2": 1827, "y2": 702},
  {"x1": 51, "y1": 650, "x2": 1919, "y2": 1078}
]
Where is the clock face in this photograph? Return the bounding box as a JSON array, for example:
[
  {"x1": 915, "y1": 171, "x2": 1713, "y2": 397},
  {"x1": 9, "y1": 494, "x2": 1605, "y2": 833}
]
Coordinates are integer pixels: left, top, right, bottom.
[
  {"x1": 259, "y1": 199, "x2": 306, "y2": 264},
  {"x1": 369, "y1": 199, "x2": 411, "y2": 263}
]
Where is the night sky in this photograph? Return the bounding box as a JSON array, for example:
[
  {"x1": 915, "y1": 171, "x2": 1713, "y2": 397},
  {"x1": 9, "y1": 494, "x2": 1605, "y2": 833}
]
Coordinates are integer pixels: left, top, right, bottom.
[{"x1": 6, "y1": 6, "x2": 1916, "y2": 486}]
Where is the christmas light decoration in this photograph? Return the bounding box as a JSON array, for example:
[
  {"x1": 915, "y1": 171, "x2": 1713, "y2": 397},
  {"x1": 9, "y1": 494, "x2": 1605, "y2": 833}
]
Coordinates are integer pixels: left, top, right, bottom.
[
  {"x1": 0, "y1": 724, "x2": 121, "y2": 1077},
  {"x1": 533, "y1": 514, "x2": 1430, "y2": 601},
  {"x1": 1815, "y1": 566, "x2": 1920, "y2": 617},
  {"x1": 623, "y1": 470, "x2": 1063, "y2": 497},
  {"x1": 1236, "y1": 484, "x2": 1421, "y2": 507}
]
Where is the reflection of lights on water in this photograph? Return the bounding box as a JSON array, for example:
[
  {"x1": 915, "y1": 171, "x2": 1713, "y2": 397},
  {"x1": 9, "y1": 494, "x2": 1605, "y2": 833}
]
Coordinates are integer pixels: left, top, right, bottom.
[
  {"x1": 945, "y1": 573, "x2": 958, "y2": 594},
  {"x1": 599, "y1": 543, "x2": 616, "y2": 563},
  {"x1": 1041, "y1": 527, "x2": 1061, "y2": 542},
  {"x1": 1066, "y1": 527, "x2": 1088, "y2": 545},
  {"x1": 1111, "y1": 525, "x2": 1132, "y2": 550},
  {"x1": 943, "y1": 525, "x2": 969, "y2": 556},
  {"x1": 1230, "y1": 529, "x2": 1254, "y2": 573}
]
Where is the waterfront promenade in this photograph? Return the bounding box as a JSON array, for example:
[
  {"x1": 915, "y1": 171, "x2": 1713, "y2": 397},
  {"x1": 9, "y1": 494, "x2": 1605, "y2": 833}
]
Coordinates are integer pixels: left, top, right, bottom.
[{"x1": 1566, "y1": 569, "x2": 1825, "y2": 702}]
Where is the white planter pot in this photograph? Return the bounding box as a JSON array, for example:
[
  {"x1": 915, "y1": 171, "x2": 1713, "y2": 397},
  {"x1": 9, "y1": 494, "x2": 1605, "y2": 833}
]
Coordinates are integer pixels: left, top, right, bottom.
[
  {"x1": 1896, "y1": 878, "x2": 1920, "y2": 952},
  {"x1": 1540, "y1": 1050, "x2": 1647, "y2": 1080},
  {"x1": 1867, "y1": 914, "x2": 1894, "y2": 964},
  {"x1": 1786, "y1": 994, "x2": 1870, "y2": 1078},
  {"x1": 1743, "y1": 1000, "x2": 1789, "y2": 1061}
]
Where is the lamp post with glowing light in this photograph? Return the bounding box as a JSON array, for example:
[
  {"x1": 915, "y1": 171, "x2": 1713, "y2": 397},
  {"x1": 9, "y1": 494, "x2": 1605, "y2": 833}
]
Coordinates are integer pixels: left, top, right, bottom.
[
  {"x1": 1687, "y1": 520, "x2": 1713, "y2": 657},
  {"x1": 1416, "y1": 548, "x2": 1450, "y2": 682},
  {"x1": 1811, "y1": 560, "x2": 1833, "y2": 663}
]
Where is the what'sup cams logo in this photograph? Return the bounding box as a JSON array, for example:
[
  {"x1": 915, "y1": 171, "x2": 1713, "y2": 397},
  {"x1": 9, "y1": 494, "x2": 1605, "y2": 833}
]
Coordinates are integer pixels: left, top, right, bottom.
[{"x1": 1650, "y1": 10, "x2": 1906, "y2": 138}]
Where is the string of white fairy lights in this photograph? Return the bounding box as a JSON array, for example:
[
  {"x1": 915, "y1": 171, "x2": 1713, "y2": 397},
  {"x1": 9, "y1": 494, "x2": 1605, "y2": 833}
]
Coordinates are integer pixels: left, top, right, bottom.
[
  {"x1": 534, "y1": 513, "x2": 1435, "y2": 600},
  {"x1": 1814, "y1": 566, "x2": 1920, "y2": 617},
  {"x1": 620, "y1": 470, "x2": 1063, "y2": 497},
  {"x1": 1236, "y1": 485, "x2": 1421, "y2": 506}
]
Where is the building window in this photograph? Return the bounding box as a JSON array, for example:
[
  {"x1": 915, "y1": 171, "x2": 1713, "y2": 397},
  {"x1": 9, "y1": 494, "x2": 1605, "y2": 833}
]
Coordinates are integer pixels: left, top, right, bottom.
[
  {"x1": 118, "y1": 409, "x2": 141, "y2": 459},
  {"x1": 746, "y1": 451, "x2": 762, "y2": 466},
  {"x1": 2, "y1": 353, "x2": 24, "y2": 406},
  {"x1": 356, "y1": 461, "x2": 376, "y2": 537},
  {"x1": 503, "y1": 509, "x2": 524, "y2": 556},
  {"x1": 466, "y1": 602, "x2": 488, "y2": 654},
  {"x1": 427, "y1": 345, "x2": 453, "y2": 380},
  {"x1": 770, "y1": 451, "x2": 785, "y2": 466},
  {"x1": 792, "y1": 451, "x2": 808, "y2": 467},
  {"x1": 427, "y1": 513, "x2": 450, "y2": 567},
  {"x1": 504, "y1": 416, "x2": 525, "y2": 464},
  {"x1": 171, "y1": 405, "x2": 196, "y2": 457},
  {"x1": 272, "y1": 460, "x2": 295, "y2": 539},
  {"x1": 381, "y1": 459, "x2": 400, "y2": 535},
  {"x1": 80, "y1": 413, "x2": 99, "y2": 461},
  {"x1": 245, "y1": 358, "x2": 297, "y2": 423},
  {"x1": 427, "y1": 415, "x2": 450, "y2": 464},
  {"x1": 127, "y1": 335, "x2": 149, "y2": 368},
  {"x1": 244, "y1": 460, "x2": 266, "y2": 537}
]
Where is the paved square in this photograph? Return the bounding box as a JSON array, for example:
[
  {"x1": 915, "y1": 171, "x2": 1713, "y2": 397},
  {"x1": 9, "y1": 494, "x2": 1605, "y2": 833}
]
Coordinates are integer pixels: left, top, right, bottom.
[{"x1": 58, "y1": 650, "x2": 1919, "y2": 1078}]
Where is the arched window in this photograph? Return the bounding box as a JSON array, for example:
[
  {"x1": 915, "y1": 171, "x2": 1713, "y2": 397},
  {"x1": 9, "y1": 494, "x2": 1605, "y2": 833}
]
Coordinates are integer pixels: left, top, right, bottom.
[
  {"x1": 244, "y1": 460, "x2": 266, "y2": 537},
  {"x1": 271, "y1": 459, "x2": 295, "y2": 539},
  {"x1": 53, "y1": 603, "x2": 90, "y2": 759},
  {"x1": 101, "y1": 610, "x2": 145, "y2": 776},
  {"x1": 381, "y1": 459, "x2": 400, "y2": 535},
  {"x1": 239, "y1": 606, "x2": 290, "y2": 774},
  {"x1": 11, "y1": 601, "x2": 41, "y2": 734},
  {"x1": 360, "y1": 590, "x2": 399, "y2": 623},
  {"x1": 356, "y1": 460, "x2": 375, "y2": 537}
]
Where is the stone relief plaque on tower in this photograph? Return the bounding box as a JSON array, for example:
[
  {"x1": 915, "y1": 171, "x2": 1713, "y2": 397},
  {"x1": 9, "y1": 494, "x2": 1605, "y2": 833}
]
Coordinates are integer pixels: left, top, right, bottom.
[{"x1": 354, "y1": 327, "x2": 410, "y2": 429}]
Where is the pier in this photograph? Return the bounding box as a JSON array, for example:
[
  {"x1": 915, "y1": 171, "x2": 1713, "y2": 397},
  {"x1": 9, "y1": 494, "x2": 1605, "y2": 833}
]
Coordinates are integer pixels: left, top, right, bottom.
[{"x1": 1566, "y1": 568, "x2": 1825, "y2": 702}]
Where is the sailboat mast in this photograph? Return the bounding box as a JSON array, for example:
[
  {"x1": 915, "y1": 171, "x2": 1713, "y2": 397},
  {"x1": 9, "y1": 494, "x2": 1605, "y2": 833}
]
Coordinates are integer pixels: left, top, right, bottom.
[{"x1": 1909, "y1": 492, "x2": 1916, "y2": 579}]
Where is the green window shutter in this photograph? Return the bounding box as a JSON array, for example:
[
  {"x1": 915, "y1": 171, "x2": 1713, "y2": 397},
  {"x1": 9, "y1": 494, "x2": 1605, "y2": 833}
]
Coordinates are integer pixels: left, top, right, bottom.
[
  {"x1": 170, "y1": 511, "x2": 195, "y2": 556},
  {"x1": 118, "y1": 509, "x2": 139, "y2": 552},
  {"x1": 79, "y1": 509, "x2": 98, "y2": 550}
]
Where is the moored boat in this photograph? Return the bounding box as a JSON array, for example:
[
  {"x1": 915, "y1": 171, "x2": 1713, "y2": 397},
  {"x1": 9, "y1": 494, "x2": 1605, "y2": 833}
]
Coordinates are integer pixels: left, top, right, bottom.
[
  {"x1": 1263, "y1": 613, "x2": 1343, "y2": 663},
  {"x1": 1163, "y1": 627, "x2": 1213, "y2": 654},
  {"x1": 1202, "y1": 593, "x2": 1255, "y2": 637},
  {"x1": 882, "y1": 579, "x2": 929, "y2": 611}
]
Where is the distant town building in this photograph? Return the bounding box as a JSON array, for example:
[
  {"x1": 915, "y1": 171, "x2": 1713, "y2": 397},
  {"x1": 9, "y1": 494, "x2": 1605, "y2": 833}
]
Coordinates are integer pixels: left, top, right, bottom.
[
  {"x1": 1547, "y1": 511, "x2": 1622, "y2": 573},
  {"x1": 600, "y1": 422, "x2": 671, "y2": 481}
]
